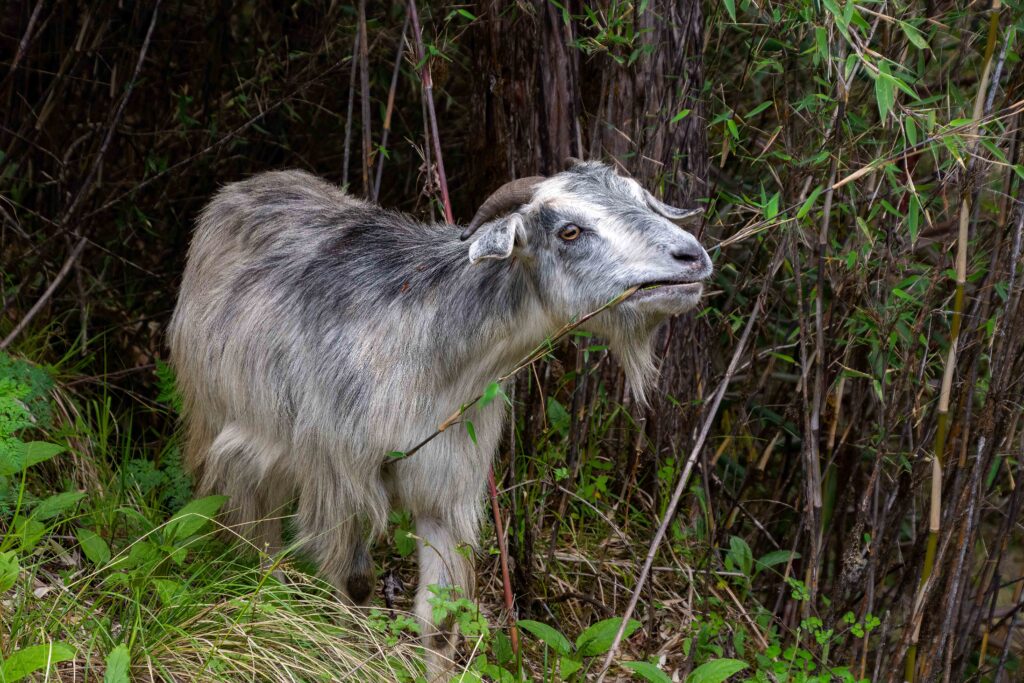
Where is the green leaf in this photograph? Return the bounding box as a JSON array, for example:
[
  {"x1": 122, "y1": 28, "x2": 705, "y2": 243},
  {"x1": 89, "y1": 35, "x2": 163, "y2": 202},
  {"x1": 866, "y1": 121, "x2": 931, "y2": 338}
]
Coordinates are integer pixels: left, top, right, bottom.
[
  {"x1": 13, "y1": 516, "x2": 45, "y2": 553},
  {"x1": 898, "y1": 21, "x2": 929, "y2": 50},
  {"x1": 103, "y1": 644, "x2": 130, "y2": 683},
  {"x1": 0, "y1": 441, "x2": 64, "y2": 477},
  {"x1": 727, "y1": 536, "x2": 754, "y2": 577},
  {"x1": 722, "y1": 0, "x2": 736, "y2": 21},
  {"x1": 394, "y1": 526, "x2": 416, "y2": 558},
  {"x1": 479, "y1": 382, "x2": 501, "y2": 407},
  {"x1": 559, "y1": 656, "x2": 583, "y2": 678},
  {"x1": 764, "y1": 192, "x2": 780, "y2": 220},
  {"x1": 32, "y1": 491, "x2": 85, "y2": 521},
  {"x1": 151, "y1": 578, "x2": 183, "y2": 606},
  {"x1": 465, "y1": 420, "x2": 477, "y2": 445},
  {"x1": 0, "y1": 550, "x2": 19, "y2": 592},
  {"x1": 671, "y1": 109, "x2": 692, "y2": 123},
  {"x1": 163, "y1": 495, "x2": 228, "y2": 544},
  {"x1": 1, "y1": 643, "x2": 76, "y2": 682},
  {"x1": 546, "y1": 397, "x2": 570, "y2": 436},
  {"x1": 517, "y1": 620, "x2": 572, "y2": 656},
  {"x1": 576, "y1": 617, "x2": 641, "y2": 657},
  {"x1": 907, "y1": 194, "x2": 920, "y2": 244},
  {"x1": 75, "y1": 528, "x2": 111, "y2": 565},
  {"x1": 492, "y1": 631, "x2": 513, "y2": 665},
  {"x1": 622, "y1": 661, "x2": 673, "y2": 683},
  {"x1": 687, "y1": 658, "x2": 749, "y2": 683},
  {"x1": 874, "y1": 64, "x2": 896, "y2": 121},
  {"x1": 19, "y1": 441, "x2": 65, "y2": 468},
  {"x1": 754, "y1": 550, "x2": 799, "y2": 575},
  {"x1": 797, "y1": 185, "x2": 824, "y2": 219}
]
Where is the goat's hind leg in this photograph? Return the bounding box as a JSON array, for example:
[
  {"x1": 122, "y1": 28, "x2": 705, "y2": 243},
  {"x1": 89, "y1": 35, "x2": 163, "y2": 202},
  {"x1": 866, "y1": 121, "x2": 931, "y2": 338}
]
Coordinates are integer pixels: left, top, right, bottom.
[
  {"x1": 205, "y1": 424, "x2": 289, "y2": 558},
  {"x1": 295, "y1": 477, "x2": 376, "y2": 605}
]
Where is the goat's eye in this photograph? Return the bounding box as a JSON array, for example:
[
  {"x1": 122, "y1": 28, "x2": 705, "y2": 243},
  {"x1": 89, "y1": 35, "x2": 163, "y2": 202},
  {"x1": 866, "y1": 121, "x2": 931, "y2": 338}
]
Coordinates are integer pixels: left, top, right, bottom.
[{"x1": 559, "y1": 224, "x2": 582, "y2": 241}]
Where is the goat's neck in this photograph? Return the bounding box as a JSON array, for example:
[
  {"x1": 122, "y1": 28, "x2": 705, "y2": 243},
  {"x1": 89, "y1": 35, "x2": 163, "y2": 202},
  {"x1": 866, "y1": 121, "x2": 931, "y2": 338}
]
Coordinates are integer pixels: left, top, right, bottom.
[{"x1": 436, "y1": 256, "x2": 552, "y2": 392}]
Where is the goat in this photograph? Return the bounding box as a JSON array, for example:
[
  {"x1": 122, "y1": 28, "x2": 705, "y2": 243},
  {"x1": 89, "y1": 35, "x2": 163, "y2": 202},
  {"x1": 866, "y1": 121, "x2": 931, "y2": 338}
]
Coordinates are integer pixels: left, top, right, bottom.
[{"x1": 168, "y1": 160, "x2": 712, "y2": 674}]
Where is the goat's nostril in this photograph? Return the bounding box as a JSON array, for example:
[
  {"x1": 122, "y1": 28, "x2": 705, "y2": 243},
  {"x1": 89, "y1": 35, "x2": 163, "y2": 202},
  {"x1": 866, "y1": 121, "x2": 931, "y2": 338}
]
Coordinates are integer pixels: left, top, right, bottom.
[{"x1": 671, "y1": 248, "x2": 700, "y2": 264}]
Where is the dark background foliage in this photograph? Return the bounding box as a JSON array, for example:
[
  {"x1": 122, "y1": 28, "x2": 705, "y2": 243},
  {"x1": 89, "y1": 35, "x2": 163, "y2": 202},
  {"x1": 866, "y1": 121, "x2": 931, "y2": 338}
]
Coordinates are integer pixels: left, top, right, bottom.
[{"x1": 2, "y1": 1, "x2": 1023, "y2": 681}]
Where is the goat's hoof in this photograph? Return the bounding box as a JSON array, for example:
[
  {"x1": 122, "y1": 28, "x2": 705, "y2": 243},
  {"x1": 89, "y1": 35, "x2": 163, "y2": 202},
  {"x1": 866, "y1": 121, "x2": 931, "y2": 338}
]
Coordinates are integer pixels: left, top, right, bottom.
[{"x1": 345, "y1": 573, "x2": 374, "y2": 606}]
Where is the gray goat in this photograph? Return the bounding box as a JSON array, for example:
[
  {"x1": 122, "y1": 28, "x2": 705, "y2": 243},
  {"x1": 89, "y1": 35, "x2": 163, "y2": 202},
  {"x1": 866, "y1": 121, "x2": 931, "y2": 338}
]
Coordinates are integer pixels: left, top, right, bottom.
[{"x1": 168, "y1": 160, "x2": 712, "y2": 671}]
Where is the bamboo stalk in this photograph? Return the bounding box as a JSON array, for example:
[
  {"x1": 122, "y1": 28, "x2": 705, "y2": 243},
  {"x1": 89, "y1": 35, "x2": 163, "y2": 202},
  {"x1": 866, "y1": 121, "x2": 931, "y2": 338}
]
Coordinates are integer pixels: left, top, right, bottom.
[
  {"x1": 341, "y1": 25, "x2": 360, "y2": 191},
  {"x1": 372, "y1": 14, "x2": 409, "y2": 202},
  {"x1": 407, "y1": 0, "x2": 453, "y2": 223},
  {"x1": 357, "y1": 0, "x2": 372, "y2": 194},
  {"x1": 905, "y1": 4, "x2": 1001, "y2": 679}
]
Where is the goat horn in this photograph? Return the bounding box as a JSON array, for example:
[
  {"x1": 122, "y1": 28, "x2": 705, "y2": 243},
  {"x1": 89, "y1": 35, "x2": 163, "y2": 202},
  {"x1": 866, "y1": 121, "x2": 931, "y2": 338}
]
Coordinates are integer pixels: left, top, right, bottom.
[{"x1": 460, "y1": 176, "x2": 545, "y2": 241}]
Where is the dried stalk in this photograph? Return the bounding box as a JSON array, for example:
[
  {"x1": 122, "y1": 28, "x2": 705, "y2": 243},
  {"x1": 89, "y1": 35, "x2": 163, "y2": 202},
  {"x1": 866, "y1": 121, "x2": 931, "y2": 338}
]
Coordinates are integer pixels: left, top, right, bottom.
[
  {"x1": 595, "y1": 247, "x2": 787, "y2": 680},
  {"x1": 906, "y1": 7, "x2": 1001, "y2": 679}
]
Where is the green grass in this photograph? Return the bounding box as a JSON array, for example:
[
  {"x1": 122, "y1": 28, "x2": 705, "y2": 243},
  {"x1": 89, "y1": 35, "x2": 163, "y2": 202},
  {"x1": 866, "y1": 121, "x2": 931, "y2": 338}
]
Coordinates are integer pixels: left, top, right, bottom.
[{"x1": 0, "y1": 353, "x2": 422, "y2": 682}]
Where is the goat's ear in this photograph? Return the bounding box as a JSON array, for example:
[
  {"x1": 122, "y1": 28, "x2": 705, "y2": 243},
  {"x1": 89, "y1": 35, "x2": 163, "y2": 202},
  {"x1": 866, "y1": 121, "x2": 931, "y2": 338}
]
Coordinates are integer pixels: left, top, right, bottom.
[{"x1": 468, "y1": 214, "x2": 526, "y2": 264}]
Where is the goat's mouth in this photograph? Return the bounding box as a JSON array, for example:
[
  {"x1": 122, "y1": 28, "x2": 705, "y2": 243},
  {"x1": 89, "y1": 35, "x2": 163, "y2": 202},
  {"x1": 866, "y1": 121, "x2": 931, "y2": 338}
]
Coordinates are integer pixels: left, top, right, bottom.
[
  {"x1": 625, "y1": 280, "x2": 705, "y2": 313},
  {"x1": 629, "y1": 280, "x2": 704, "y2": 299}
]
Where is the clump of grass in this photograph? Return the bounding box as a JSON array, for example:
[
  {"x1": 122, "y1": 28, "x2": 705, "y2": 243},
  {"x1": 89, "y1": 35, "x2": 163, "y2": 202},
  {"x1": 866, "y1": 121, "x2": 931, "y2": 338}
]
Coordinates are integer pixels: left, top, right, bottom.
[{"x1": 0, "y1": 352, "x2": 421, "y2": 682}]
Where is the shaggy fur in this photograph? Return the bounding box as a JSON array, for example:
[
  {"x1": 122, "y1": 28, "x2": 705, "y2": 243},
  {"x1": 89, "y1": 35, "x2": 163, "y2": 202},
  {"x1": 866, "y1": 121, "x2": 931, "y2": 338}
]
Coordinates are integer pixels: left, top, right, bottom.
[{"x1": 168, "y1": 161, "x2": 712, "y2": 674}]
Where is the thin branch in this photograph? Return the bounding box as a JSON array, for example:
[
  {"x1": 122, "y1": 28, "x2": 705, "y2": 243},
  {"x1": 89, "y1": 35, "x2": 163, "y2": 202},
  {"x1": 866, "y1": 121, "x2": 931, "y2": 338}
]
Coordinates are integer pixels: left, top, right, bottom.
[
  {"x1": 1, "y1": 1, "x2": 160, "y2": 350},
  {"x1": 357, "y1": 0, "x2": 372, "y2": 194},
  {"x1": 341, "y1": 24, "x2": 360, "y2": 191},
  {"x1": 372, "y1": 13, "x2": 410, "y2": 202},
  {"x1": 408, "y1": 0, "x2": 453, "y2": 223},
  {"x1": 596, "y1": 247, "x2": 786, "y2": 680}
]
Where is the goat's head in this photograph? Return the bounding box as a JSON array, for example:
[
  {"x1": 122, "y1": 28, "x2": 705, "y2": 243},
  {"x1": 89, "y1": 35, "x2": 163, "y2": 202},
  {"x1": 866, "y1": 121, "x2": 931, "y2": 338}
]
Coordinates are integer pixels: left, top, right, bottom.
[{"x1": 462, "y1": 160, "x2": 714, "y2": 401}]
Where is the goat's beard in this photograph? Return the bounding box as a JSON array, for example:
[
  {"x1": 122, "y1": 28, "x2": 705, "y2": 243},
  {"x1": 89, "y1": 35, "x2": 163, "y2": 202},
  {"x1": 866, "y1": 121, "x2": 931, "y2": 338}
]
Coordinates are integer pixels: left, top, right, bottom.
[{"x1": 599, "y1": 309, "x2": 662, "y2": 408}]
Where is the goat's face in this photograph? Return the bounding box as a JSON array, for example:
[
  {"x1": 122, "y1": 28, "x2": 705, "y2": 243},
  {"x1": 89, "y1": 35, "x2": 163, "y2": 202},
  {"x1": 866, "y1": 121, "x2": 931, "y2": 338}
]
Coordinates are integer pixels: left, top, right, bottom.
[
  {"x1": 468, "y1": 161, "x2": 713, "y2": 328},
  {"x1": 466, "y1": 161, "x2": 713, "y2": 400}
]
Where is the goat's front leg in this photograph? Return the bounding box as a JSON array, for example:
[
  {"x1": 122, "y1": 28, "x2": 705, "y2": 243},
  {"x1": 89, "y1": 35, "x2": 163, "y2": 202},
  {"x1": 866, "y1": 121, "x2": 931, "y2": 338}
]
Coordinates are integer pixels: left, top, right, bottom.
[{"x1": 413, "y1": 513, "x2": 476, "y2": 679}]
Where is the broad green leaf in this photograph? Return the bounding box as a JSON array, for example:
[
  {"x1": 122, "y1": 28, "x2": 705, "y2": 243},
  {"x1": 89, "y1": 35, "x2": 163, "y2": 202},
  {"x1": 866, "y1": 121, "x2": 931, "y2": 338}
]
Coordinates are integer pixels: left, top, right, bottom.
[
  {"x1": 576, "y1": 617, "x2": 641, "y2": 657},
  {"x1": 797, "y1": 185, "x2": 824, "y2": 220},
  {"x1": 19, "y1": 441, "x2": 65, "y2": 468},
  {"x1": 13, "y1": 516, "x2": 45, "y2": 553},
  {"x1": 516, "y1": 620, "x2": 572, "y2": 656},
  {"x1": 151, "y1": 578, "x2": 183, "y2": 606},
  {"x1": 0, "y1": 550, "x2": 19, "y2": 592},
  {"x1": 560, "y1": 656, "x2": 583, "y2": 678},
  {"x1": 546, "y1": 397, "x2": 570, "y2": 436},
  {"x1": 32, "y1": 491, "x2": 85, "y2": 521},
  {"x1": 479, "y1": 382, "x2": 501, "y2": 407},
  {"x1": 0, "y1": 441, "x2": 64, "y2": 477},
  {"x1": 671, "y1": 108, "x2": 692, "y2": 123},
  {"x1": 76, "y1": 528, "x2": 111, "y2": 565},
  {"x1": 163, "y1": 495, "x2": 227, "y2": 543},
  {"x1": 898, "y1": 21, "x2": 929, "y2": 50},
  {"x1": 464, "y1": 420, "x2": 477, "y2": 445},
  {"x1": 764, "y1": 192, "x2": 780, "y2": 220},
  {"x1": 622, "y1": 661, "x2": 673, "y2": 683},
  {"x1": 754, "y1": 550, "x2": 800, "y2": 575},
  {"x1": 723, "y1": 0, "x2": 736, "y2": 22},
  {"x1": 875, "y1": 67, "x2": 895, "y2": 121},
  {"x1": 687, "y1": 658, "x2": 749, "y2": 683},
  {"x1": 103, "y1": 644, "x2": 130, "y2": 683},
  {"x1": 908, "y1": 194, "x2": 920, "y2": 244},
  {"x1": 1, "y1": 642, "x2": 76, "y2": 682},
  {"x1": 727, "y1": 536, "x2": 754, "y2": 577},
  {"x1": 394, "y1": 526, "x2": 416, "y2": 558}
]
